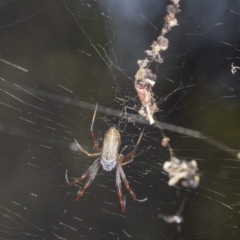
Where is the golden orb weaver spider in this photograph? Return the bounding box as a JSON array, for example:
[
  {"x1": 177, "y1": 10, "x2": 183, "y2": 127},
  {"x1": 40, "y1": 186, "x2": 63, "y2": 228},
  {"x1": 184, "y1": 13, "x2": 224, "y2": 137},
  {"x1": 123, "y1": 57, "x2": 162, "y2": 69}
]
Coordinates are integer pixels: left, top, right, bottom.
[{"x1": 68, "y1": 103, "x2": 145, "y2": 212}]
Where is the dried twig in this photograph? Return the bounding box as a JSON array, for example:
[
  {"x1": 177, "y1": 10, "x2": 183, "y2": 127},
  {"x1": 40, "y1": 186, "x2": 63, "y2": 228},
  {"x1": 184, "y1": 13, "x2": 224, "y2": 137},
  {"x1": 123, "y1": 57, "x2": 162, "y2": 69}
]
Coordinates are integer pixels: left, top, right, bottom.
[{"x1": 134, "y1": 0, "x2": 181, "y2": 124}]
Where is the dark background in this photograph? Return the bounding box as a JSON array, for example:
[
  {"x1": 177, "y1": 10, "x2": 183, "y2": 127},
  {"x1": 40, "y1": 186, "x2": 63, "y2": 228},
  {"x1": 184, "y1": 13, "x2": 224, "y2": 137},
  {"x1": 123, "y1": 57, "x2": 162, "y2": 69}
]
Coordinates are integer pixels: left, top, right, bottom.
[{"x1": 0, "y1": 0, "x2": 239, "y2": 239}]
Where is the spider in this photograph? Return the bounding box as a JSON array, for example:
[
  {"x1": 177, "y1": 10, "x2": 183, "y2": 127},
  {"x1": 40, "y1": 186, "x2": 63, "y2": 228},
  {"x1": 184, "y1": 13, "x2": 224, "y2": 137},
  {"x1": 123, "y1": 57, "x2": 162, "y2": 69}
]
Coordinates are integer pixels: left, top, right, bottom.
[{"x1": 68, "y1": 103, "x2": 145, "y2": 212}]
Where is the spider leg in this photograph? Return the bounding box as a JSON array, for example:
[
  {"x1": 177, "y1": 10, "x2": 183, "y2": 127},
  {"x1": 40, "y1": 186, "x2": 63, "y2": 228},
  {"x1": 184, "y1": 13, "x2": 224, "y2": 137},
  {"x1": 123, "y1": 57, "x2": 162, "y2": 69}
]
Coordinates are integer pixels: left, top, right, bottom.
[
  {"x1": 68, "y1": 158, "x2": 100, "y2": 186},
  {"x1": 90, "y1": 103, "x2": 102, "y2": 151},
  {"x1": 116, "y1": 164, "x2": 125, "y2": 212},
  {"x1": 120, "y1": 128, "x2": 144, "y2": 166},
  {"x1": 75, "y1": 158, "x2": 101, "y2": 201},
  {"x1": 74, "y1": 139, "x2": 101, "y2": 157},
  {"x1": 118, "y1": 164, "x2": 137, "y2": 201}
]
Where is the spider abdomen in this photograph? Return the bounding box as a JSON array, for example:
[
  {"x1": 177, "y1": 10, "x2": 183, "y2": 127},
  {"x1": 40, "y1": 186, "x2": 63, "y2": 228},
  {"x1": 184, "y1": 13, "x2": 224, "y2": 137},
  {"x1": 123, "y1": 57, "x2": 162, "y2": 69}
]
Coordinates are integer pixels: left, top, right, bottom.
[{"x1": 101, "y1": 127, "x2": 121, "y2": 165}]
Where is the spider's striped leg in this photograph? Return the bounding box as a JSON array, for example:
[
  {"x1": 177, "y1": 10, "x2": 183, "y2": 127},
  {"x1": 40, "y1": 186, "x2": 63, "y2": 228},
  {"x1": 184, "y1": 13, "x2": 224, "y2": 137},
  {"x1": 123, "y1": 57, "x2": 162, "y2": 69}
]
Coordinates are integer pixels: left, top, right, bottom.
[
  {"x1": 119, "y1": 164, "x2": 137, "y2": 201},
  {"x1": 116, "y1": 164, "x2": 125, "y2": 212},
  {"x1": 90, "y1": 103, "x2": 101, "y2": 151},
  {"x1": 75, "y1": 158, "x2": 101, "y2": 201},
  {"x1": 69, "y1": 158, "x2": 100, "y2": 186},
  {"x1": 74, "y1": 139, "x2": 101, "y2": 157},
  {"x1": 120, "y1": 128, "x2": 144, "y2": 166}
]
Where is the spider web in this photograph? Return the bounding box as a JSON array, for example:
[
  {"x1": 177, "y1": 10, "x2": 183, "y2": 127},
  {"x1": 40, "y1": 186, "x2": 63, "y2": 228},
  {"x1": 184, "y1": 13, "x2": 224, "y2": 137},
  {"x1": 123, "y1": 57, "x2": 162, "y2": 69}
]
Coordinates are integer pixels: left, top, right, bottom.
[{"x1": 0, "y1": 0, "x2": 240, "y2": 239}]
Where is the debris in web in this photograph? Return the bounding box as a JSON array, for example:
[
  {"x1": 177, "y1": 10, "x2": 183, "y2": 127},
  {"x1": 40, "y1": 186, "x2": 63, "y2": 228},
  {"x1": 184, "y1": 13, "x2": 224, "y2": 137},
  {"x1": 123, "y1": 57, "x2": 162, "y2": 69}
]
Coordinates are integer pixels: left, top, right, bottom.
[
  {"x1": 163, "y1": 157, "x2": 200, "y2": 188},
  {"x1": 161, "y1": 137, "x2": 170, "y2": 147},
  {"x1": 158, "y1": 198, "x2": 185, "y2": 234},
  {"x1": 158, "y1": 213, "x2": 183, "y2": 224},
  {"x1": 134, "y1": 0, "x2": 181, "y2": 124},
  {"x1": 134, "y1": 61, "x2": 158, "y2": 125},
  {"x1": 231, "y1": 62, "x2": 240, "y2": 74}
]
